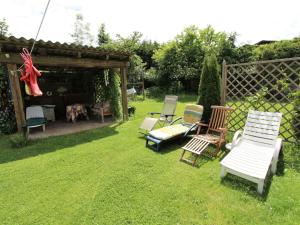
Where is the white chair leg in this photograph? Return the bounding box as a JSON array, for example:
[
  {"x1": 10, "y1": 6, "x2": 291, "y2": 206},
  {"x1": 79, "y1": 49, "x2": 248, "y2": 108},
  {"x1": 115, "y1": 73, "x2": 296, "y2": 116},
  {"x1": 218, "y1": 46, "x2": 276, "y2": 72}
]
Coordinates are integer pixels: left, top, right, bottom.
[
  {"x1": 27, "y1": 127, "x2": 30, "y2": 135},
  {"x1": 42, "y1": 124, "x2": 45, "y2": 132},
  {"x1": 257, "y1": 180, "x2": 264, "y2": 194},
  {"x1": 271, "y1": 138, "x2": 283, "y2": 174},
  {"x1": 220, "y1": 166, "x2": 227, "y2": 178}
]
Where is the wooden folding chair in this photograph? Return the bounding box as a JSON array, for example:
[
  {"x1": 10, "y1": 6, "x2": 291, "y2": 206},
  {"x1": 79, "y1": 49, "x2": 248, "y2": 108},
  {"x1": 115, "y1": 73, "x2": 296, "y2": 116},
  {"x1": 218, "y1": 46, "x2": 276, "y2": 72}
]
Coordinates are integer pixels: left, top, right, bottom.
[{"x1": 180, "y1": 105, "x2": 233, "y2": 166}]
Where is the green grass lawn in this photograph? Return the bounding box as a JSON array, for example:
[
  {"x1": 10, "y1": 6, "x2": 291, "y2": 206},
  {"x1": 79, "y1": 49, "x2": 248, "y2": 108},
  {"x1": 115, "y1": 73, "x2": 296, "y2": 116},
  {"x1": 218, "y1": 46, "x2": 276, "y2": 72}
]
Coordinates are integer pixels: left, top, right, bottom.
[{"x1": 0, "y1": 95, "x2": 299, "y2": 225}]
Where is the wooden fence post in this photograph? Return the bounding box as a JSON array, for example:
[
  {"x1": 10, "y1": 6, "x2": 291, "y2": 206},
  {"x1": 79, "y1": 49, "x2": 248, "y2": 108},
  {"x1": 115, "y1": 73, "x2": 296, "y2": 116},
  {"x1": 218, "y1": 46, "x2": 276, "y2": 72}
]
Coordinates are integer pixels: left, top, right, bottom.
[
  {"x1": 7, "y1": 64, "x2": 26, "y2": 132},
  {"x1": 120, "y1": 67, "x2": 129, "y2": 121},
  {"x1": 221, "y1": 59, "x2": 227, "y2": 106}
]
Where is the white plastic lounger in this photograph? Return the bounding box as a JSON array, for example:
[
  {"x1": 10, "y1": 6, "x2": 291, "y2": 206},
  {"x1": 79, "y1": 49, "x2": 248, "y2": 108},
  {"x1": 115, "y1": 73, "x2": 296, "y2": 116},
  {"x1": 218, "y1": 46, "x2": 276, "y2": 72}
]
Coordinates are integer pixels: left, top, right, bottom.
[{"x1": 220, "y1": 110, "x2": 282, "y2": 194}]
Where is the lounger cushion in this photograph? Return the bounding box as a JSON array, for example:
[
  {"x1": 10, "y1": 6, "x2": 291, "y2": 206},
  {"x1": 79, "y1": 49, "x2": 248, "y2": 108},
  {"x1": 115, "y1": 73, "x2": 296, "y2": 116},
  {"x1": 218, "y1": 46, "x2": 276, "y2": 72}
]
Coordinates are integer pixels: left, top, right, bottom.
[
  {"x1": 183, "y1": 104, "x2": 203, "y2": 125},
  {"x1": 221, "y1": 141, "x2": 274, "y2": 179},
  {"x1": 149, "y1": 124, "x2": 190, "y2": 140}
]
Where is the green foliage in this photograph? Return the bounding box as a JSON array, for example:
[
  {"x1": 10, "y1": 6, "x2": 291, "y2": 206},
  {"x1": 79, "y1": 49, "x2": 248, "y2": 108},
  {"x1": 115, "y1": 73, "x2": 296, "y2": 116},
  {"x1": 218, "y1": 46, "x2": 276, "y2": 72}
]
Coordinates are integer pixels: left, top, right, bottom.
[
  {"x1": 101, "y1": 32, "x2": 147, "y2": 84},
  {"x1": 197, "y1": 53, "x2": 221, "y2": 122},
  {"x1": 232, "y1": 38, "x2": 300, "y2": 64},
  {"x1": 128, "y1": 54, "x2": 147, "y2": 83},
  {"x1": 292, "y1": 88, "x2": 300, "y2": 139},
  {"x1": 253, "y1": 38, "x2": 300, "y2": 60},
  {"x1": 102, "y1": 31, "x2": 142, "y2": 52},
  {"x1": 94, "y1": 70, "x2": 109, "y2": 103},
  {"x1": 9, "y1": 132, "x2": 28, "y2": 148},
  {"x1": 94, "y1": 69, "x2": 122, "y2": 120},
  {"x1": 108, "y1": 70, "x2": 122, "y2": 120},
  {"x1": 231, "y1": 44, "x2": 256, "y2": 63},
  {"x1": 246, "y1": 87, "x2": 269, "y2": 110},
  {"x1": 97, "y1": 23, "x2": 111, "y2": 46},
  {"x1": 71, "y1": 14, "x2": 94, "y2": 45},
  {"x1": 153, "y1": 25, "x2": 236, "y2": 92},
  {"x1": 0, "y1": 18, "x2": 9, "y2": 37},
  {"x1": 275, "y1": 74, "x2": 300, "y2": 139},
  {"x1": 136, "y1": 40, "x2": 160, "y2": 69},
  {"x1": 0, "y1": 64, "x2": 16, "y2": 134}
]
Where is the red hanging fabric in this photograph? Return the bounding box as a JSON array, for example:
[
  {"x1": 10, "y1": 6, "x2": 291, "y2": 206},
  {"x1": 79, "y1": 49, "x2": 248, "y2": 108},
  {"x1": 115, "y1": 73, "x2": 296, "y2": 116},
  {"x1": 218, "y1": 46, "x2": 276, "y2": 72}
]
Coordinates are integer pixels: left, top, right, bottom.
[{"x1": 19, "y1": 48, "x2": 43, "y2": 96}]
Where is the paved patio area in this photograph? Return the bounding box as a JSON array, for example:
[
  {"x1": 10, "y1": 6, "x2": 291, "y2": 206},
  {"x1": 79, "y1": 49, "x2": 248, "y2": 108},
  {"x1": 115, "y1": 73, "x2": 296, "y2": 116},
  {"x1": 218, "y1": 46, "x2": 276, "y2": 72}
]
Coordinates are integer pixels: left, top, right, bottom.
[{"x1": 28, "y1": 119, "x2": 113, "y2": 140}]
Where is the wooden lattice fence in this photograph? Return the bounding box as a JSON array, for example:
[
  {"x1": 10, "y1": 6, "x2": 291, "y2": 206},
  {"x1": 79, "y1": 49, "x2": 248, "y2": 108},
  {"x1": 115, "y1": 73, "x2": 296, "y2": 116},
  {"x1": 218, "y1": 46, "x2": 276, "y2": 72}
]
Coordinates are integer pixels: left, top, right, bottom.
[{"x1": 221, "y1": 57, "x2": 300, "y2": 143}]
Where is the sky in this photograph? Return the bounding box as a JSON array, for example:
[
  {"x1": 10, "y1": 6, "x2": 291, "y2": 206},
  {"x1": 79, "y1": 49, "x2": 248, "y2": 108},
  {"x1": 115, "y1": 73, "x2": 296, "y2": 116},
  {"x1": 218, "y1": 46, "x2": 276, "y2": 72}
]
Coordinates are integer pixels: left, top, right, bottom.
[{"x1": 0, "y1": 0, "x2": 299, "y2": 46}]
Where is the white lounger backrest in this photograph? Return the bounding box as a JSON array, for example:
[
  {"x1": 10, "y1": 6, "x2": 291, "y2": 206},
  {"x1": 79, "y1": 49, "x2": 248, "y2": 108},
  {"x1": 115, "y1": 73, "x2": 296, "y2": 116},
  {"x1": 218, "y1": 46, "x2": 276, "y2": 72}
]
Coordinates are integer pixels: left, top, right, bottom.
[
  {"x1": 242, "y1": 110, "x2": 282, "y2": 147},
  {"x1": 26, "y1": 106, "x2": 45, "y2": 119},
  {"x1": 160, "y1": 95, "x2": 178, "y2": 122}
]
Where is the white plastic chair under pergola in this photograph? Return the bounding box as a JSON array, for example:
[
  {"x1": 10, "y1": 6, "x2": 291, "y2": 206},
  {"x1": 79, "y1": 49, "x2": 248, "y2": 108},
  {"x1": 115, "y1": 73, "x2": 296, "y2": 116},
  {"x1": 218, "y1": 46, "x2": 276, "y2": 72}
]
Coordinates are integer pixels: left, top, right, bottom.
[
  {"x1": 26, "y1": 106, "x2": 46, "y2": 135},
  {"x1": 220, "y1": 110, "x2": 282, "y2": 194}
]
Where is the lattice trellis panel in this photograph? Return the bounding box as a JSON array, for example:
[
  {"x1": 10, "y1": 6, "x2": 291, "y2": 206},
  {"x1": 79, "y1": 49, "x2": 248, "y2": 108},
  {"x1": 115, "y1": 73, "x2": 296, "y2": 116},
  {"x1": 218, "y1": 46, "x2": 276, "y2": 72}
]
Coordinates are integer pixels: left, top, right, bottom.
[{"x1": 223, "y1": 57, "x2": 300, "y2": 143}]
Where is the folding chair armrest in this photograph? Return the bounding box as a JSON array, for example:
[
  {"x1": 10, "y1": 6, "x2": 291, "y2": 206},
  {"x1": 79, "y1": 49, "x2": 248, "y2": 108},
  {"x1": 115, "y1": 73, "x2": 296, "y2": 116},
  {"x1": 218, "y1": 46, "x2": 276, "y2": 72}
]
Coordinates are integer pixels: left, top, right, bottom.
[
  {"x1": 161, "y1": 114, "x2": 176, "y2": 117},
  {"x1": 271, "y1": 138, "x2": 283, "y2": 174},
  {"x1": 196, "y1": 122, "x2": 208, "y2": 134},
  {"x1": 216, "y1": 128, "x2": 228, "y2": 140},
  {"x1": 148, "y1": 112, "x2": 161, "y2": 116},
  {"x1": 196, "y1": 122, "x2": 209, "y2": 127},
  {"x1": 232, "y1": 130, "x2": 243, "y2": 148},
  {"x1": 170, "y1": 117, "x2": 182, "y2": 125},
  {"x1": 183, "y1": 123, "x2": 198, "y2": 138},
  {"x1": 218, "y1": 127, "x2": 227, "y2": 132},
  {"x1": 212, "y1": 127, "x2": 227, "y2": 134}
]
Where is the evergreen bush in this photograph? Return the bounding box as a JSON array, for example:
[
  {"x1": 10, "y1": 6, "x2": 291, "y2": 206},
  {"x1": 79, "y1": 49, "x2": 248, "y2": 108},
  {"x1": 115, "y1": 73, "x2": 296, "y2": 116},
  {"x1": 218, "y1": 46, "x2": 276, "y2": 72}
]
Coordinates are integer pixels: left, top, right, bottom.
[{"x1": 197, "y1": 53, "x2": 221, "y2": 122}]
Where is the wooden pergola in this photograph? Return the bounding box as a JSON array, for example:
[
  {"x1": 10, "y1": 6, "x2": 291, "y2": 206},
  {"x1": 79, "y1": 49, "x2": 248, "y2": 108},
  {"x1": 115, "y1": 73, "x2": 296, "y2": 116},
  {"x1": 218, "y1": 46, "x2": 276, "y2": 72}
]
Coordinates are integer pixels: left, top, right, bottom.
[{"x1": 0, "y1": 36, "x2": 131, "y2": 132}]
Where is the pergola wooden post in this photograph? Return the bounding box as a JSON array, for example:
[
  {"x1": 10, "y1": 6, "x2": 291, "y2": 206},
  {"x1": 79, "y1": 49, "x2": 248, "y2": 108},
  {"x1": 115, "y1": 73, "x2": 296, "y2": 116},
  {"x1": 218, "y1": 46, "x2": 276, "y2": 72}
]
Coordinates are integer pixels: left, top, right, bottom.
[
  {"x1": 120, "y1": 66, "x2": 129, "y2": 121},
  {"x1": 221, "y1": 59, "x2": 227, "y2": 106},
  {"x1": 7, "y1": 63, "x2": 26, "y2": 132}
]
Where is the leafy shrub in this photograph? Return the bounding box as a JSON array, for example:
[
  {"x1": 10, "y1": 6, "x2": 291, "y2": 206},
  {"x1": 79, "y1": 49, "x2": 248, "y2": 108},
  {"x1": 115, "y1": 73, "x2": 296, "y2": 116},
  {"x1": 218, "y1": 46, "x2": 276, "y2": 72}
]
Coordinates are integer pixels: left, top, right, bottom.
[
  {"x1": 153, "y1": 25, "x2": 236, "y2": 93},
  {"x1": 246, "y1": 87, "x2": 269, "y2": 110},
  {"x1": 9, "y1": 132, "x2": 28, "y2": 148},
  {"x1": 290, "y1": 84, "x2": 300, "y2": 139},
  {"x1": 253, "y1": 38, "x2": 300, "y2": 60},
  {"x1": 169, "y1": 81, "x2": 184, "y2": 94},
  {"x1": 109, "y1": 70, "x2": 122, "y2": 120},
  {"x1": 197, "y1": 53, "x2": 221, "y2": 122}
]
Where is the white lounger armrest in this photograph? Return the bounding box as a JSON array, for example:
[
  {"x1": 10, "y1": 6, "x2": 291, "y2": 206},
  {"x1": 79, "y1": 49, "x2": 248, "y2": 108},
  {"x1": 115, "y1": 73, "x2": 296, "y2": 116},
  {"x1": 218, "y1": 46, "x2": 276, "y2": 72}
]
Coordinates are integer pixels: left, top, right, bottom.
[
  {"x1": 271, "y1": 138, "x2": 283, "y2": 174},
  {"x1": 231, "y1": 130, "x2": 243, "y2": 149}
]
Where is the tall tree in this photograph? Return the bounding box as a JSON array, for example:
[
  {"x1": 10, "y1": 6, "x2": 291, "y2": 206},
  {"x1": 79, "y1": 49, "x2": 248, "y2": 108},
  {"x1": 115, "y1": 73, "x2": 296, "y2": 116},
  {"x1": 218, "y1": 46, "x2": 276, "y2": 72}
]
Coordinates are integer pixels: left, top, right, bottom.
[
  {"x1": 97, "y1": 23, "x2": 110, "y2": 46},
  {"x1": 101, "y1": 31, "x2": 147, "y2": 83},
  {"x1": 71, "y1": 14, "x2": 93, "y2": 45},
  {"x1": 197, "y1": 53, "x2": 221, "y2": 122},
  {"x1": 136, "y1": 40, "x2": 160, "y2": 69},
  {"x1": 153, "y1": 25, "x2": 235, "y2": 92},
  {"x1": 0, "y1": 18, "x2": 9, "y2": 37}
]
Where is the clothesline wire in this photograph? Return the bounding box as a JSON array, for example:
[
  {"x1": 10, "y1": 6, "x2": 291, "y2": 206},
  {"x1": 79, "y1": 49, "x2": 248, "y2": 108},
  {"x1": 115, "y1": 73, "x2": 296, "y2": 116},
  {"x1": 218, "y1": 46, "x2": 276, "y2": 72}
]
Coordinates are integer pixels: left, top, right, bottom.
[{"x1": 17, "y1": 0, "x2": 51, "y2": 72}]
